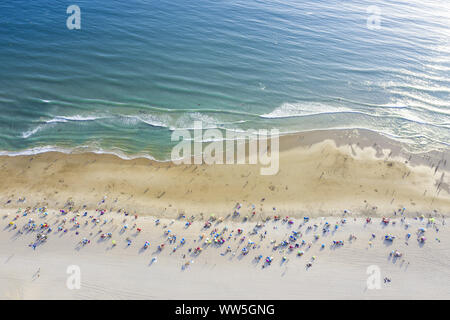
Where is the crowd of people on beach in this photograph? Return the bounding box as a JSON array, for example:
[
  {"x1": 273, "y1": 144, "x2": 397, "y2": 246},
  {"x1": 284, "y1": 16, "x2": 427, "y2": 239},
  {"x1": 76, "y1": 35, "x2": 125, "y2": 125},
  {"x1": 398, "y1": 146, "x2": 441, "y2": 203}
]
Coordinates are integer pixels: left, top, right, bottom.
[{"x1": 2, "y1": 198, "x2": 446, "y2": 281}]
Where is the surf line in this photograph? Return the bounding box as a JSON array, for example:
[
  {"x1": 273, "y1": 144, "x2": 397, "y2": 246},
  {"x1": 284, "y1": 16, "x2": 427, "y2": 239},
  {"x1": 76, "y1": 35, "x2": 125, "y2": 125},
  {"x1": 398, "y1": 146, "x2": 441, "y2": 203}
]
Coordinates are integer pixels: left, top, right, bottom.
[{"x1": 171, "y1": 121, "x2": 280, "y2": 175}]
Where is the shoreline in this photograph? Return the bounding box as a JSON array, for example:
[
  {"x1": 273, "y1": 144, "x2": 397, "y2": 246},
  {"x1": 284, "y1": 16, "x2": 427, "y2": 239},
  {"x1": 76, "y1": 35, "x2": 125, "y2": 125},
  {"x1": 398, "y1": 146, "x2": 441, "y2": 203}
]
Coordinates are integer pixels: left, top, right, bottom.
[
  {"x1": 0, "y1": 128, "x2": 449, "y2": 218},
  {"x1": 2, "y1": 127, "x2": 449, "y2": 163}
]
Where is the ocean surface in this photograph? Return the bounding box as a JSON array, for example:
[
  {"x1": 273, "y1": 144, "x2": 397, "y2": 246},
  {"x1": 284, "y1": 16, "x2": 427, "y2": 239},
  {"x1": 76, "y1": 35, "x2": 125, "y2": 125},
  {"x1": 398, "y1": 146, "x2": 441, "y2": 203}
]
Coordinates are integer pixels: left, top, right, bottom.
[{"x1": 1, "y1": 0, "x2": 449, "y2": 160}]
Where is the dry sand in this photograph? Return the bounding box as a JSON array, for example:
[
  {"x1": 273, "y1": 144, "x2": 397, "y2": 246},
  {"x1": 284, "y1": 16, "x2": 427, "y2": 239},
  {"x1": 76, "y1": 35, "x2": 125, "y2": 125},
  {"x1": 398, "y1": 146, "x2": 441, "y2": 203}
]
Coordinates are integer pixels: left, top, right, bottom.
[{"x1": 1, "y1": 210, "x2": 448, "y2": 299}]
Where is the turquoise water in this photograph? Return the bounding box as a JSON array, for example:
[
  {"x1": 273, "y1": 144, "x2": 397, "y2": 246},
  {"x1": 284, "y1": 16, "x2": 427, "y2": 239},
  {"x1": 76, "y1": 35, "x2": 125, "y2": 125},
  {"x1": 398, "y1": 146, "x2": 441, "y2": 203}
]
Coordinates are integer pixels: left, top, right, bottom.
[{"x1": 1, "y1": 0, "x2": 449, "y2": 159}]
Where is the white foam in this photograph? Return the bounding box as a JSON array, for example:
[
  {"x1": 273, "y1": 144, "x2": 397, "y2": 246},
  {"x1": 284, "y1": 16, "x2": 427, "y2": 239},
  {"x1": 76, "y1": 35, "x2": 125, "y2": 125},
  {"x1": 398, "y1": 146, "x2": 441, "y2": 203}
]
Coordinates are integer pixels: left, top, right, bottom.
[
  {"x1": 46, "y1": 115, "x2": 105, "y2": 123},
  {"x1": 169, "y1": 112, "x2": 228, "y2": 131},
  {"x1": 260, "y1": 102, "x2": 351, "y2": 119},
  {"x1": 0, "y1": 145, "x2": 71, "y2": 156},
  {"x1": 22, "y1": 125, "x2": 45, "y2": 138},
  {"x1": 121, "y1": 114, "x2": 169, "y2": 128},
  {"x1": 0, "y1": 145, "x2": 162, "y2": 162}
]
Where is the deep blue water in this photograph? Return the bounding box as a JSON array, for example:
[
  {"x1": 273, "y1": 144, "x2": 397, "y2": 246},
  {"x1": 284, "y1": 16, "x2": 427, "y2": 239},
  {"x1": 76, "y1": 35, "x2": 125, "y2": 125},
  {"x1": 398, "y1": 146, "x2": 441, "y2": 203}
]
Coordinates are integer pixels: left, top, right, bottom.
[{"x1": 1, "y1": 0, "x2": 449, "y2": 159}]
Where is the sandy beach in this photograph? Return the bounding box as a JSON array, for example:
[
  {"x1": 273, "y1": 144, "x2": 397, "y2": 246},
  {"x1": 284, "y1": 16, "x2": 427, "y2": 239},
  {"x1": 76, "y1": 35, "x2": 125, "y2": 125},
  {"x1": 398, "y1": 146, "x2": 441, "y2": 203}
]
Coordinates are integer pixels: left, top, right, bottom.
[
  {"x1": 1, "y1": 210, "x2": 449, "y2": 299},
  {"x1": 0, "y1": 129, "x2": 449, "y2": 299},
  {"x1": 0, "y1": 129, "x2": 449, "y2": 218}
]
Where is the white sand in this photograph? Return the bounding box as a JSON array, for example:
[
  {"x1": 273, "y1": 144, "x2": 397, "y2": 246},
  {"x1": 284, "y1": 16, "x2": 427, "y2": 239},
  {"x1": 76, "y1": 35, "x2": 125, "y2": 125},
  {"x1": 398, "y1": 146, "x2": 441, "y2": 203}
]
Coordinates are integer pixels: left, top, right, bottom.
[{"x1": 1, "y1": 208, "x2": 449, "y2": 299}]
